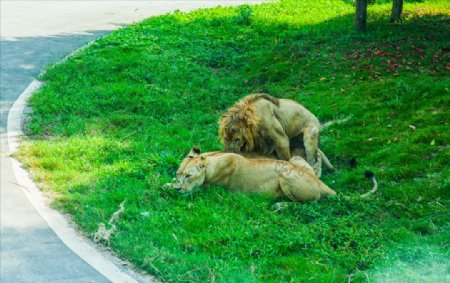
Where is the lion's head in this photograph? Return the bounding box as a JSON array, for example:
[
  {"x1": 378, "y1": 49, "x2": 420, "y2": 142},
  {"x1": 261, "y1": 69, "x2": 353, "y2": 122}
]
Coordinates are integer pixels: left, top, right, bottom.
[
  {"x1": 173, "y1": 146, "x2": 206, "y2": 194},
  {"x1": 219, "y1": 94, "x2": 278, "y2": 154},
  {"x1": 218, "y1": 100, "x2": 260, "y2": 153}
]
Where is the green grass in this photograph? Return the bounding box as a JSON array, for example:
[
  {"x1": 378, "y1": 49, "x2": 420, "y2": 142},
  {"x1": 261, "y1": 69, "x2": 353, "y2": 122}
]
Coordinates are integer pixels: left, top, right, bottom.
[{"x1": 17, "y1": 0, "x2": 449, "y2": 281}]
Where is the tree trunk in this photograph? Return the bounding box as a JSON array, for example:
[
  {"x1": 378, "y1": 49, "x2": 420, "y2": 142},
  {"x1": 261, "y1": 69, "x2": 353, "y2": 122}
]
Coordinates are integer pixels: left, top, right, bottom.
[
  {"x1": 390, "y1": 0, "x2": 403, "y2": 23},
  {"x1": 355, "y1": 0, "x2": 368, "y2": 32}
]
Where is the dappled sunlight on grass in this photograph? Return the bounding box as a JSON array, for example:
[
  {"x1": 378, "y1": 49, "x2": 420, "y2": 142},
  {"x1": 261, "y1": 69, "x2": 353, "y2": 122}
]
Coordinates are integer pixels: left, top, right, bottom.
[{"x1": 17, "y1": 0, "x2": 449, "y2": 281}]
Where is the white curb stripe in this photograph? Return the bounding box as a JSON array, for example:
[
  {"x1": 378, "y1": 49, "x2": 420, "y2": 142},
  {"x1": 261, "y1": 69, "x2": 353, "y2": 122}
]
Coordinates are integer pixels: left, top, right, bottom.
[
  {"x1": 7, "y1": 79, "x2": 144, "y2": 283},
  {"x1": 7, "y1": 80, "x2": 42, "y2": 153}
]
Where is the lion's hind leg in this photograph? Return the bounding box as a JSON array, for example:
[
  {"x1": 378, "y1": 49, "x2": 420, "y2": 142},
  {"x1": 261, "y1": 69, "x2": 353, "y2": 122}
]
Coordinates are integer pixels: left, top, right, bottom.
[
  {"x1": 278, "y1": 169, "x2": 321, "y2": 202},
  {"x1": 313, "y1": 154, "x2": 322, "y2": 177},
  {"x1": 318, "y1": 149, "x2": 334, "y2": 170},
  {"x1": 303, "y1": 125, "x2": 321, "y2": 176},
  {"x1": 317, "y1": 183, "x2": 337, "y2": 197},
  {"x1": 289, "y1": 156, "x2": 315, "y2": 175}
]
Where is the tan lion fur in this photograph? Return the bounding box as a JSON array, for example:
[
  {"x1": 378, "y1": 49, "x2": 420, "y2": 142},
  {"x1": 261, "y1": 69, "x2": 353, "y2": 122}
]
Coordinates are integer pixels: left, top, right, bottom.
[
  {"x1": 218, "y1": 94, "x2": 278, "y2": 154},
  {"x1": 244, "y1": 147, "x2": 333, "y2": 174},
  {"x1": 173, "y1": 147, "x2": 336, "y2": 202},
  {"x1": 219, "y1": 93, "x2": 332, "y2": 176}
]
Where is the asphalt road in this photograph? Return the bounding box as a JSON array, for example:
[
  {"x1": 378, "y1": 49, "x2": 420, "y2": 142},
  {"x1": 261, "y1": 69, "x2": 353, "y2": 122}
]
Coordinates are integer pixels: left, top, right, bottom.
[{"x1": 0, "y1": 1, "x2": 264, "y2": 282}]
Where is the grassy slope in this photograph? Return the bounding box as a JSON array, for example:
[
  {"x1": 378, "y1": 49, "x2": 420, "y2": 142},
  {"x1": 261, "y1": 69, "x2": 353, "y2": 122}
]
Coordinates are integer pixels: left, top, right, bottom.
[{"x1": 17, "y1": 0, "x2": 449, "y2": 282}]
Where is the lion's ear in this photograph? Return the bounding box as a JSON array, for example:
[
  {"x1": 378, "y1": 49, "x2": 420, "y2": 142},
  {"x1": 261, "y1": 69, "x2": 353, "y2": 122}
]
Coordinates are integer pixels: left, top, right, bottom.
[
  {"x1": 188, "y1": 146, "x2": 201, "y2": 157},
  {"x1": 192, "y1": 146, "x2": 201, "y2": 154}
]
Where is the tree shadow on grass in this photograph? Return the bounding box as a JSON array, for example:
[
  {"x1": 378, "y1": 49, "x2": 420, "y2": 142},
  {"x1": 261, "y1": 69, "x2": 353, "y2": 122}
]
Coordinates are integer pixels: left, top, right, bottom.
[{"x1": 17, "y1": 4, "x2": 450, "y2": 282}]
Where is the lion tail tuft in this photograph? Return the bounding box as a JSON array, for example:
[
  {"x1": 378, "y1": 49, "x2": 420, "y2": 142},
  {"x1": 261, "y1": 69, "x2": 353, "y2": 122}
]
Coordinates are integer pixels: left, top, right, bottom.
[{"x1": 361, "y1": 170, "x2": 378, "y2": 198}]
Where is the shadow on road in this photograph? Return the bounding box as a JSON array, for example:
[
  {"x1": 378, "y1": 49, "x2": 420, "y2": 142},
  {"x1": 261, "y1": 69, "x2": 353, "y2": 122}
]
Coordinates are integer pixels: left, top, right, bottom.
[{"x1": 0, "y1": 30, "x2": 112, "y2": 131}]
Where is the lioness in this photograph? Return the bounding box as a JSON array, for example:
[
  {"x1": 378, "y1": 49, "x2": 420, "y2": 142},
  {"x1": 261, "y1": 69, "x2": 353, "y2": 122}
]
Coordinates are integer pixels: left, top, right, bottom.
[
  {"x1": 173, "y1": 147, "x2": 336, "y2": 202},
  {"x1": 219, "y1": 93, "x2": 331, "y2": 176}
]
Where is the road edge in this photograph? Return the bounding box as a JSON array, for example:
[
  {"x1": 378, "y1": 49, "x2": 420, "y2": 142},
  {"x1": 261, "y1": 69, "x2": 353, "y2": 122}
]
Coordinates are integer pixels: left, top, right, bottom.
[{"x1": 6, "y1": 79, "x2": 156, "y2": 283}]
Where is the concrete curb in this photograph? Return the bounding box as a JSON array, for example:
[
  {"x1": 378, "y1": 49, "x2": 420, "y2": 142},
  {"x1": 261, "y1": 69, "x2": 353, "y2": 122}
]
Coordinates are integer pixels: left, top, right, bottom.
[
  {"x1": 3, "y1": 2, "x2": 269, "y2": 281},
  {"x1": 7, "y1": 80, "x2": 154, "y2": 283}
]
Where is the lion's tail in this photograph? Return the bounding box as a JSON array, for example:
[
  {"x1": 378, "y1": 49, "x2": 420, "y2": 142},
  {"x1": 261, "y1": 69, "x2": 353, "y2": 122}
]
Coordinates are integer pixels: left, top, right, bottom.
[
  {"x1": 361, "y1": 170, "x2": 378, "y2": 198},
  {"x1": 245, "y1": 93, "x2": 280, "y2": 106},
  {"x1": 321, "y1": 116, "x2": 352, "y2": 130}
]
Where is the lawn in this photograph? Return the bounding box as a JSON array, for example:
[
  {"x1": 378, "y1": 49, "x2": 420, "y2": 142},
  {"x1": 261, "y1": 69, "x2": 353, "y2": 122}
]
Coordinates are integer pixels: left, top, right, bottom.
[{"x1": 17, "y1": 0, "x2": 449, "y2": 281}]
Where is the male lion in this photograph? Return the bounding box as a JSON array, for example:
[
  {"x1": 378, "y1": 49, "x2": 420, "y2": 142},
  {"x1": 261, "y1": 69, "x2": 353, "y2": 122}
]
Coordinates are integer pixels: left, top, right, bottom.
[
  {"x1": 172, "y1": 147, "x2": 336, "y2": 202},
  {"x1": 219, "y1": 93, "x2": 332, "y2": 176}
]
